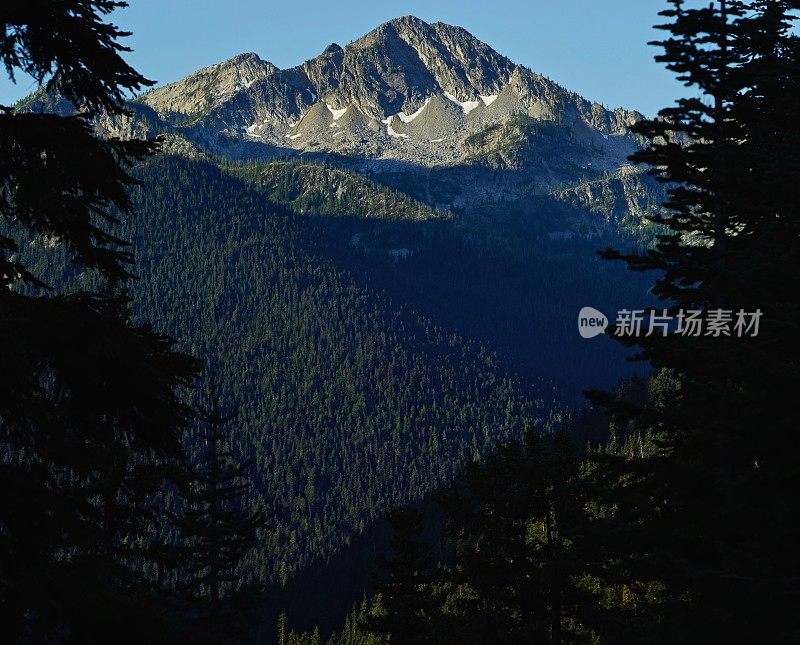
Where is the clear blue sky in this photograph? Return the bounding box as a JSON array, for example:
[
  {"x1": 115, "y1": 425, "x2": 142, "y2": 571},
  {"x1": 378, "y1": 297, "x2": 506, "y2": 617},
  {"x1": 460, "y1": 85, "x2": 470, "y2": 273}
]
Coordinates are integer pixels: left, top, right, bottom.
[{"x1": 0, "y1": 0, "x2": 693, "y2": 116}]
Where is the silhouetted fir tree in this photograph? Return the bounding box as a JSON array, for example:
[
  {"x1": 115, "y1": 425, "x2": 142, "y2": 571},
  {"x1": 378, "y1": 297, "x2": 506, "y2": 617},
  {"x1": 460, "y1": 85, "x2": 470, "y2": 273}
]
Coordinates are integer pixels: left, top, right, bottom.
[
  {"x1": 365, "y1": 433, "x2": 595, "y2": 645},
  {"x1": 437, "y1": 432, "x2": 592, "y2": 644},
  {"x1": 0, "y1": 2, "x2": 201, "y2": 640},
  {"x1": 172, "y1": 377, "x2": 267, "y2": 643},
  {"x1": 365, "y1": 507, "x2": 436, "y2": 644},
  {"x1": 589, "y1": 0, "x2": 800, "y2": 640}
]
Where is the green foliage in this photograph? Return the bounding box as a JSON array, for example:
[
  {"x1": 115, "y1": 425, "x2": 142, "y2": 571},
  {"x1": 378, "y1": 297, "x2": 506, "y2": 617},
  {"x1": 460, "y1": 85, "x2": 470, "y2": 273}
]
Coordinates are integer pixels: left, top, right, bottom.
[
  {"x1": 589, "y1": 1, "x2": 800, "y2": 641},
  {"x1": 359, "y1": 431, "x2": 648, "y2": 644},
  {"x1": 463, "y1": 123, "x2": 501, "y2": 149},
  {"x1": 347, "y1": 369, "x2": 696, "y2": 643},
  {"x1": 225, "y1": 159, "x2": 450, "y2": 221},
  {"x1": 463, "y1": 114, "x2": 539, "y2": 159},
  {"x1": 171, "y1": 378, "x2": 267, "y2": 642},
  {"x1": 363, "y1": 509, "x2": 437, "y2": 644},
  {"x1": 11, "y1": 3, "x2": 795, "y2": 643},
  {"x1": 284, "y1": 599, "x2": 384, "y2": 645},
  {"x1": 461, "y1": 112, "x2": 604, "y2": 175},
  {"x1": 114, "y1": 154, "x2": 556, "y2": 587},
  {"x1": 0, "y1": 2, "x2": 201, "y2": 640},
  {"x1": 9, "y1": 136, "x2": 650, "y2": 639}
]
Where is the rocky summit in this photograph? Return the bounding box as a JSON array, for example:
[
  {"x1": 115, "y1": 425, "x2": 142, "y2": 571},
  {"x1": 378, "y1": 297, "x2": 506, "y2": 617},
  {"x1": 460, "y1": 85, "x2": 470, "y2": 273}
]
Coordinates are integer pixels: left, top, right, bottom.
[
  {"x1": 25, "y1": 16, "x2": 659, "y2": 237},
  {"x1": 130, "y1": 16, "x2": 643, "y2": 171}
]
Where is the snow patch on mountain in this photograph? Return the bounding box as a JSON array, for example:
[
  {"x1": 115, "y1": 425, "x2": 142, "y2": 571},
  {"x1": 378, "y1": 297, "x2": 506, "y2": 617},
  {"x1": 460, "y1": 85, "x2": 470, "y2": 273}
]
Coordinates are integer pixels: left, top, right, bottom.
[
  {"x1": 397, "y1": 97, "x2": 431, "y2": 123},
  {"x1": 382, "y1": 115, "x2": 409, "y2": 139},
  {"x1": 245, "y1": 123, "x2": 263, "y2": 137},
  {"x1": 444, "y1": 91, "x2": 481, "y2": 114},
  {"x1": 326, "y1": 103, "x2": 348, "y2": 120}
]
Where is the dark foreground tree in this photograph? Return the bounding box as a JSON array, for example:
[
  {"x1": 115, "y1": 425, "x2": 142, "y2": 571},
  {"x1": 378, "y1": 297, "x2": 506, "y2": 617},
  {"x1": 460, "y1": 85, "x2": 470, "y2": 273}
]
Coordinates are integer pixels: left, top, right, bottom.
[
  {"x1": 0, "y1": 2, "x2": 201, "y2": 640},
  {"x1": 366, "y1": 433, "x2": 592, "y2": 644},
  {"x1": 172, "y1": 377, "x2": 267, "y2": 643},
  {"x1": 365, "y1": 507, "x2": 437, "y2": 644},
  {"x1": 438, "y1": 433, "x2": 591, "y2": 644},
  {"x1": 590, "y1": 0, "x2": 800, "y2": 641}
]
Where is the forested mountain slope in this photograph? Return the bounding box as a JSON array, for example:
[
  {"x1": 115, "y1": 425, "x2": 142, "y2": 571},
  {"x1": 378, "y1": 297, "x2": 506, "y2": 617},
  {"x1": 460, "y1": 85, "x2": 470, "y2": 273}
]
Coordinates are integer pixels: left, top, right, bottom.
[
  {"x1": 13, "y1": 146, "x2": 647, "y2": 595},
  {"x1": 121, "y1": 155, "x2": 563, "y2": 583},
  {"x1": 14, "y1": 15, "x2": 660, "y2": 638}
]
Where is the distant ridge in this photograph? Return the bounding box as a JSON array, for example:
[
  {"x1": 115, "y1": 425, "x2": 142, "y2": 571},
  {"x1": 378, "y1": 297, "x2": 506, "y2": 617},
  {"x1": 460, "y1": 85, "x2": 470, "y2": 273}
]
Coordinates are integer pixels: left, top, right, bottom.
[{"x1": 128, "y1": 16, "x2": 642, "y2": 167}]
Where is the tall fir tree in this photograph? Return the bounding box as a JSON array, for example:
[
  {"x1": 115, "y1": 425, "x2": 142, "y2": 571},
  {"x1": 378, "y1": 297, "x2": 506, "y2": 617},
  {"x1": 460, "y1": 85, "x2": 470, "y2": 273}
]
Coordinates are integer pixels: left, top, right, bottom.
[
  {"x1": 367, "y1": 433, "x2": 594, "y2": 644},
  {"x1": 365, "y1": 507, "x2": 437, "y2": 644},
  {"x1": 437, "y1": 432, "x2": 592, "y2": 644},
  {"x1": 0, "y1": 2, "x2": 201, "y2": 641},
  {"x1": 172, "y1": 376, "x2": 267, "y2": 643},
  {"x1": 589, "y1": 1, "x2": 800, "y2": 640}
]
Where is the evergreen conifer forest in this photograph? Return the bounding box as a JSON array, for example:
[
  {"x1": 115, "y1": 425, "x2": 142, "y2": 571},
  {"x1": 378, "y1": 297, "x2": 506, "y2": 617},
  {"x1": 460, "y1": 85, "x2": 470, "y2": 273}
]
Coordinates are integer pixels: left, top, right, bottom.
[{"x1": 1, "y1": 1, "x2": 797, "y2": 642}]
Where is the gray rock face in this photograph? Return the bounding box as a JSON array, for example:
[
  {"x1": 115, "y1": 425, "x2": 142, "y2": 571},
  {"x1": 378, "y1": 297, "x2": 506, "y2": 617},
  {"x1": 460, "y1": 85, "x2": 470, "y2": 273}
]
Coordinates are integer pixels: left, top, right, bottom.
[
  {"x1": 130, "y1": 16, "x2": 643, "y2": 169},
  {"x1": 19, "y1": 15, "x2": 660, "y2": 242},
  {"x1": 140, "y1": 53, "x2": 279, "y2": 121},
  {"x1": 300, "y1": 16, "x2": 515, "y2": 115}
]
